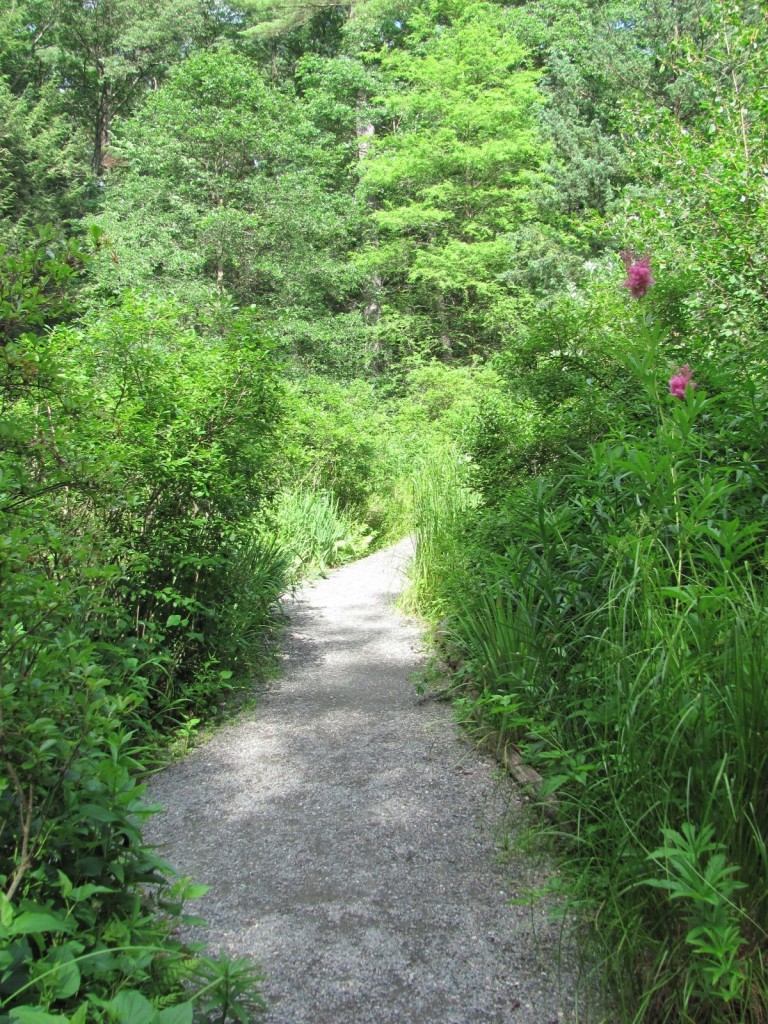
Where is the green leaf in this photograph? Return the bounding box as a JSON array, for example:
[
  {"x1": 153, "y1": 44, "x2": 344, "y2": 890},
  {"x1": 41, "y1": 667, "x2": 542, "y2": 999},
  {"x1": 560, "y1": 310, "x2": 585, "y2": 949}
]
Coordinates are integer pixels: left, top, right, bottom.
[
  {"x1": 69, "y1": 883, "x2": 115, "y2": 901},
  {"x1": 9, "y1": 908, "x2": 75, "y2": 936},
  {"x1": 56, "y1": 871, "x2": 73, "y2": 898},
  {"x1": 537, "y1": 774, "x2": 572, "y2": 797},
  {"x1": 78, "y1": 803, "x2": 121, "y2": 823},
  {"x1": 9, "y1": 1010, "x2": 70, "y2": 1023},
  {"x1": 181, "y1": 883, "x2": 209, "y2": 901},
  {"x1": 157, "y1": 1002, "x2": 194, "y2": 1024},
  {"x1": 106, "y1": 990, "x2": 156, "y2": 1024},
  {"x1": 0, "y1": 892, "x2": 13, "y2": 928},
  {"x1": 39, "y1": 944, "x2": 82, "y2": 1000}
]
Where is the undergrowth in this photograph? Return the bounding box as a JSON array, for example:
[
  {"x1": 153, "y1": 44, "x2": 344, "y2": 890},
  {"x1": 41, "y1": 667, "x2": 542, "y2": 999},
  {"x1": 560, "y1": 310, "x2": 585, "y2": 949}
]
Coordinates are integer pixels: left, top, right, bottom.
[{"x1": 409, "y1": 288, "x2": 768, "y2": 1022}]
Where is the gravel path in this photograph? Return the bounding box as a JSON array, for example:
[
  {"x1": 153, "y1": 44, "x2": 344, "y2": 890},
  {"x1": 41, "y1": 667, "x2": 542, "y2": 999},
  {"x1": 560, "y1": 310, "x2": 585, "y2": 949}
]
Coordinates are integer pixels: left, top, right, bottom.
[{"x1": 146, "y1": 539, "x2": 581, "y2": 1024}]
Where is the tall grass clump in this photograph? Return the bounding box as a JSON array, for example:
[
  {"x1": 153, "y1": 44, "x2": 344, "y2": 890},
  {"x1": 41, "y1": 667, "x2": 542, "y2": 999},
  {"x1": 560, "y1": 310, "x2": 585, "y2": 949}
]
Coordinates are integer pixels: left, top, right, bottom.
[
  {"x1": 418, "y1": 282, "x2": 768, "y2": 1020},
  {"x1": 407, "y1": 447, "x2": 477, "y2": 615},
  {"x1": 271, "y1": 488, "x2": 372, "y2": 579},
  {"x1": 566, "y1": 546, "x2": 768, "y2": 1022}
]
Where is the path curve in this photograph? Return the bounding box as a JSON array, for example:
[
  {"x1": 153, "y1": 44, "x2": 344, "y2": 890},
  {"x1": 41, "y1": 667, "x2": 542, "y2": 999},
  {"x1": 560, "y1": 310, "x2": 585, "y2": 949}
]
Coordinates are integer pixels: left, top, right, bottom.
[{"x1": 146, "y1": 540, "x2": 577, "y2": 1024}]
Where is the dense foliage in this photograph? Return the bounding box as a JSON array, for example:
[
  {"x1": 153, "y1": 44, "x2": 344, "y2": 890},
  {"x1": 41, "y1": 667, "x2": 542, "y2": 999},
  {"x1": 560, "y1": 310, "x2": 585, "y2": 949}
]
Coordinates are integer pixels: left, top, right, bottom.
[
  {"x1": 408, "y1": 3, "x2": 768, "y2": 1018},
  {"x1": 2, "y1": 0, "x2": 767, "y2": 1019}
]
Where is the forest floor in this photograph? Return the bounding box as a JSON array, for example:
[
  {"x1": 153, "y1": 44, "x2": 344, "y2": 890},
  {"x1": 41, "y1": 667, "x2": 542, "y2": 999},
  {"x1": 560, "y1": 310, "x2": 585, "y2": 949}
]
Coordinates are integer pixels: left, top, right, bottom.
[{"x1": 145, "y1": 539, "x2": 584, "y2": 1024}]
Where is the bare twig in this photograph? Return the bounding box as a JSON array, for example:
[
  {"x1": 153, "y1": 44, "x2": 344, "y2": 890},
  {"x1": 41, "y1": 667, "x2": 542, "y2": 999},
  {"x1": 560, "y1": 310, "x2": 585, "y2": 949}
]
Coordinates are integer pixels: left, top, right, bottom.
[{"x1": 4, "y1": 774, "x2": 34, "y2": 902}]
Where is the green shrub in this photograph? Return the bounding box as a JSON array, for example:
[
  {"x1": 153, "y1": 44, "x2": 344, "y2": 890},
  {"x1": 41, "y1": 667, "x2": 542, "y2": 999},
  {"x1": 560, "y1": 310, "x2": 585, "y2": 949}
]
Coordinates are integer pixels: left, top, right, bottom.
[
  {"x1": 278, "y1": 375, "x2": 389, "y2": 523},
  {"x1": 39, "y1": 294, "x2": 285, "y2": 719},
  {"x1": 0, "y1": 522, "x2": 264, "y2": 1021},
  {"x1": 1, "y1": 272, "x2": 281, "y2": 1017},
  {"x1": 415, "y1": 310, "x2": 768, "y2": 1021}
]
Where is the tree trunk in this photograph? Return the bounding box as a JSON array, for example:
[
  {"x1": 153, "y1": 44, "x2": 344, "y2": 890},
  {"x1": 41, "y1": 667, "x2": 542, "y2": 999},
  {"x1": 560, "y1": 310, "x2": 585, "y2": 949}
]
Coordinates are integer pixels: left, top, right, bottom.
[{"x1": 94, "y1": 86, "x2": 111, "y2": 175}]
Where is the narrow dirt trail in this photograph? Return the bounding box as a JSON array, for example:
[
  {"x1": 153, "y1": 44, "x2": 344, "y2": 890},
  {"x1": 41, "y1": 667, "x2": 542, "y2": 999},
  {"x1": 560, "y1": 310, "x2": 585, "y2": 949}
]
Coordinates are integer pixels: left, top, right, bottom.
[{"x1": 146, "y1": 540, "x2": 578, "y2": 1024}]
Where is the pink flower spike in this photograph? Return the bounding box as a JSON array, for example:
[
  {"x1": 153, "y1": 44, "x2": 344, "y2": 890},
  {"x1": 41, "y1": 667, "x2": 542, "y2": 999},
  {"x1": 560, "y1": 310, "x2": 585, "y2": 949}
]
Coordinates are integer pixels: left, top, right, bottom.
[
  {"x1": 622, "y1": 255, "x2": 655, "y2": 299},
  {"x1": 669, "y1": 364, "x2": 696, "y2": 399}
]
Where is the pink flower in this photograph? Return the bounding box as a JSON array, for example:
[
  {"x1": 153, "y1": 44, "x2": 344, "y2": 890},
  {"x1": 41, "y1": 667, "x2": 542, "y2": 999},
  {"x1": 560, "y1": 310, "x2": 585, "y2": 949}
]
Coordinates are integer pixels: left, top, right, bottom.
[
  {"x1": 622, "y1": 254, "x2": 655, "y2": 299},
  {"x1": 669, "y1": 365, "x2": 696, "y2": 399}
]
